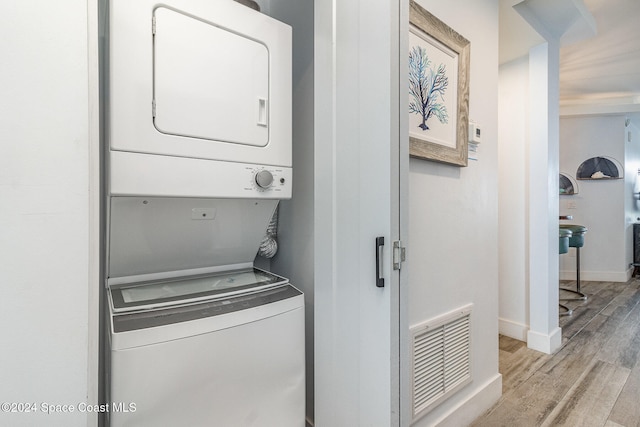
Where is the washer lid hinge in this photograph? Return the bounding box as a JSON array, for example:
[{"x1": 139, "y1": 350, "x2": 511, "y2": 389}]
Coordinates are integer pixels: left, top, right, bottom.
[{"x1": 393, "y1": 240, "x2": 406, "y2": 270}]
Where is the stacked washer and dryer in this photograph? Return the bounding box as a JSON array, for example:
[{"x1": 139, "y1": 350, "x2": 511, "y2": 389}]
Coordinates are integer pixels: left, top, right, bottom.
[{"x1": 105, "y1": 1, "x2": 304, "y2": 426}]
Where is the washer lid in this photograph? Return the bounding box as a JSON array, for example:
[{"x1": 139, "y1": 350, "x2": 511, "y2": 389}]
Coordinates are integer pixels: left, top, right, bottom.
[
  {"x1": 109, "y1": 268, "x2": 288, "y2": 313},
  {"x1": 153, "y1": 6, "x2": 269, "y2": 146},
  {"x1": 108, "y1": 197, "x2": 278, "y2": 281}
]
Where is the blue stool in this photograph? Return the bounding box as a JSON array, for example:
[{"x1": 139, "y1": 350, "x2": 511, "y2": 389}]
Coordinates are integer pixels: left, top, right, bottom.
[
  {"x1": 559, "y1": 224, "x2": 588, "y2": 303},
  {"x1": 559, "y1": 228, "x2": 573, "y2": 316}
]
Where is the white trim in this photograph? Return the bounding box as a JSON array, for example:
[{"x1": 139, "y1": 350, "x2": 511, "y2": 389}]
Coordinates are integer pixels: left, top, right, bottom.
[
  {"x1": 560, "y1": 101, "x2": 640, "y2": 117},
  {"x1": 559, "y1": 268, "x2": 633, "y2": 283},
  {"x1": 86, "y1": 0, "x2": 100, "y2": 425},
  {"x1": 428, "y1": 374, "x2": 502, "y2": 427},
  {"x1": 527, "y1": 326, "x2": 562, "y2": 354},
  {"x1": 498, "y1": 317, "x2": 528, "y2": 342}
]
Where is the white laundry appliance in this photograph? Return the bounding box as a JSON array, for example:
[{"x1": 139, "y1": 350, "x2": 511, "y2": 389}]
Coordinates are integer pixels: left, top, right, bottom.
[{"x1": 104, "y1": 1, "x2": 303, "y2": 426}]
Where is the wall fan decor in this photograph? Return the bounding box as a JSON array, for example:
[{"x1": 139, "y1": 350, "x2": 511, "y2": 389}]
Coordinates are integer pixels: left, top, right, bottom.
[
  {"x1": 559, "y1": 173, "x2": 578, "y2": 195},
  {"x1": 576, "y1": 156, "x2": 623, "y2": 180}
]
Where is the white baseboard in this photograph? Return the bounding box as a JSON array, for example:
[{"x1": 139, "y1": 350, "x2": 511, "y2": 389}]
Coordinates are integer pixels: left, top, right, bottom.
[
  {"x1": 560, "y1": 269, "x2": 632, "y2": 283},
  {"x1": 498, "y1": 318, "x2": 528, "y2": 341},
  {"x1": 431, "y1": 374, "x2": 502, "y2": 427},
  {"x1": 527, "y1": 327, "x2": 562, "y2": 354}
]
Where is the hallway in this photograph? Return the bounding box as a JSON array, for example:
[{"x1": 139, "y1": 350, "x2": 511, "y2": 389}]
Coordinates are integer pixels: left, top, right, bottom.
[{"x1": 473, "y1": 279, "x2": 640, "y2": 426}]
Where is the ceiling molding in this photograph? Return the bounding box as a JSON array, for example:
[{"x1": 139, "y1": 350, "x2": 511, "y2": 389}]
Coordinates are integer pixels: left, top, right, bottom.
[
  {"x1": 513, "y1": 0, "x2": 596, "y2": 44},
  {"x1": 560, "y1": 95, "x2": 640, "y2": 116},
  {"x1": 500, "y1": 0, "x2": 597, "y2": 64}
]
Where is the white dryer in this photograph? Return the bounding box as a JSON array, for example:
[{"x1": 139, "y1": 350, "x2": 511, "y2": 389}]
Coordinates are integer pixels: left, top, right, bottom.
[
  {"x1": 107, "y1": 0, "x2": 292, "y2": 199},
  {"x1": 104, "y1": 1, "x2": 303, "y2": 426}
]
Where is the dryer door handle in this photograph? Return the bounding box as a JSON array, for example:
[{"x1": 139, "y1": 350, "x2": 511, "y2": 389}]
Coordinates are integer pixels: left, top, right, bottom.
[{"x1": 257, "y1": 98, "x2": 268, "y2": 127}]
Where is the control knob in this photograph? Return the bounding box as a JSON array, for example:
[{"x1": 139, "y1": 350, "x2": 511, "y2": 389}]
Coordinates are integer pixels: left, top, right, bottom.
[{"x1": 255, "y1": 170, "x2": 274, "y2": 189}]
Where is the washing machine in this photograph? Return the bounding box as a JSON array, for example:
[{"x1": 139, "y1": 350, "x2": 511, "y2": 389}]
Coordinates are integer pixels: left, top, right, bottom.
[
  {"x1": 108, "y1": 284, "x2": 304, "y2": 427},
  {"x1": 105, "y1": 197, "x2": 305, "y2": 426},
  {"x1": 104, "y1": 1, "x2": 302, "y2": 425},
  {"x1": 107, "y1": 260, "x2": 305, "y2": 427}
]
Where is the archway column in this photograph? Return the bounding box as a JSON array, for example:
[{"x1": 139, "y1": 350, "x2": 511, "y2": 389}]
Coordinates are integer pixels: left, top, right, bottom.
[{"x1": 527, "y1": 41, "x2": 562, "y2": 354}]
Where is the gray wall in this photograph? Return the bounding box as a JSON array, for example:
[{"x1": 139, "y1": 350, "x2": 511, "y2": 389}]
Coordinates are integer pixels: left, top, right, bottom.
[
  {"x1": 257, "y1": 0, "x2": 315, "y2": 422},
  {"x1": 409, "y1": 0, "x2": 503, "y2": 424}
]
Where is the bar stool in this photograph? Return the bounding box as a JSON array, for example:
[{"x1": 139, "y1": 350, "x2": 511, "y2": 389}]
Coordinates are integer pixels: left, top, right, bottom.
[
  {"x1": 559, "y1": 224, "x2": 588, "y2": 303},
  {"x1": 559, "y1": 228, "x2": 573, "y2": 316}
]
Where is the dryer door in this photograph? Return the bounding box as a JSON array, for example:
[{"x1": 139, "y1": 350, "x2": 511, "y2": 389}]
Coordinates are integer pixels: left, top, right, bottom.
[
  {"x1": 109, "y1": 0, "x2": 291, "y2": 167},
  {"x1": 153, "y1": 7, "x2": 269, "y2": 147}
]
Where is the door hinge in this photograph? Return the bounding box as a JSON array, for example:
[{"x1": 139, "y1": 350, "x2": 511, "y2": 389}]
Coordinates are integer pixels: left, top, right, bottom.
[
  {"x1": 152, "y1": 99, "x2": 156, "y2": 117},
  {"x1": 152, "y1": 16, "x2": 156, "y2": 35},
  {"x1": 393, "y1": 240, "x2": 406, "y2": 270}
]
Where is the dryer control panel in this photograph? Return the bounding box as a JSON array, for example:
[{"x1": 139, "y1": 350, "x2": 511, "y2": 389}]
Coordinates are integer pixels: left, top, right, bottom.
[
  {"x1": 247, "y1": 167, "x2": 289, "y2": 194},
  {"x1": 110, "y1": 151, "x2": 292, "y2": 199}
]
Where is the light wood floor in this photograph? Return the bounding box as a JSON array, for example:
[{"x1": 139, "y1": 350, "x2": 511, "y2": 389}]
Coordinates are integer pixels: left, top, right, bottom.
[{"x1": 472, "y1": 279, "x2": 640, "y2": 427}]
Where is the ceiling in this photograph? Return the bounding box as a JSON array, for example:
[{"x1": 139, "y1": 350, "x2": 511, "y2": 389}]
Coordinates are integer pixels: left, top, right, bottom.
[
  {"x1": 500, "y1": 0, "x2": 640, "y2": 116},
  {"x1": 560, "y1": 0, "x2": 640, "y2": 101}
]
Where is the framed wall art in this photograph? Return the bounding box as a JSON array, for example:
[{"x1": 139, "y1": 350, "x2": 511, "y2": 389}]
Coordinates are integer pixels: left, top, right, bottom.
[{"x1": 409, "y1": 0, "x2": 470, "y2": 166}]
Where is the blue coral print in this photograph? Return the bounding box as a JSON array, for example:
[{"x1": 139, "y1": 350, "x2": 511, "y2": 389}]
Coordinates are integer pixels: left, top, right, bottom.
[{"x1": 409, "y1": 46, "x2": 449, "y2": 131}]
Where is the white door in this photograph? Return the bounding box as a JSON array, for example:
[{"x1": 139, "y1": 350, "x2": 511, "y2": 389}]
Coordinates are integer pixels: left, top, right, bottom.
[{"x1": 314, "y1": 0, "x2": 405, "y2": 425}]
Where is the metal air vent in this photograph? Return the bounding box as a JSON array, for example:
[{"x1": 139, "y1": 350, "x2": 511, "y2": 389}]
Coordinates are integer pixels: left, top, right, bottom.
[{"x1": 411, "y1": 304, "x2": 472, "y2": 421}]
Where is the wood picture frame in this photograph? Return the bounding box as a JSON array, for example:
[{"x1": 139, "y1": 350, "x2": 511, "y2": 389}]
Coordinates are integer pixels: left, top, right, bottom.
[{"x1": 409, "y1": 0, "x2": 470, "y2": 166}]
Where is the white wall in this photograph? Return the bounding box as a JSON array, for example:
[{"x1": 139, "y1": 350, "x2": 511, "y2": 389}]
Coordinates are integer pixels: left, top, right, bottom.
[
  {"x1": 0, "y1": 1, "x2": 97, "y2": 426},
  {"x1": 408, "y1": 0, "x2": 502, "y2": 425},
  {"x1": 559, "y1": 115, "x2": 633, "y2": 282},
  {"x1": 498, "y1": 56, "x2": 529, "y2": 340}
]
